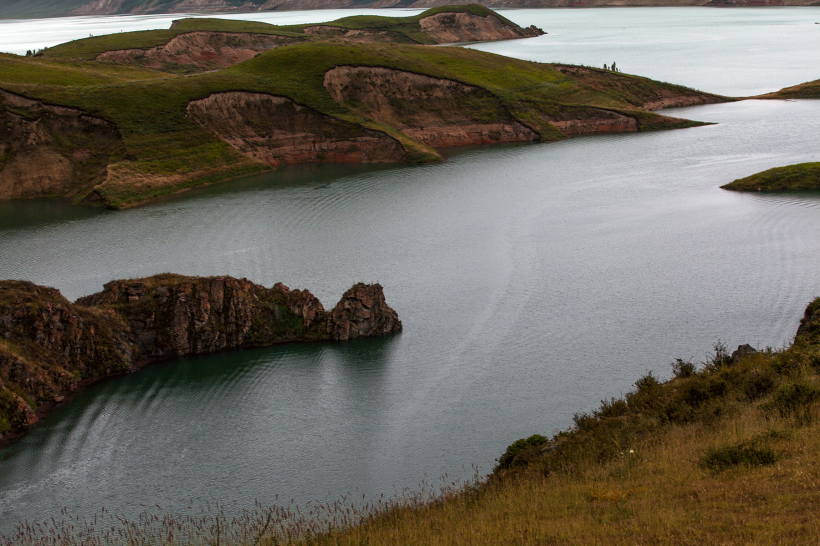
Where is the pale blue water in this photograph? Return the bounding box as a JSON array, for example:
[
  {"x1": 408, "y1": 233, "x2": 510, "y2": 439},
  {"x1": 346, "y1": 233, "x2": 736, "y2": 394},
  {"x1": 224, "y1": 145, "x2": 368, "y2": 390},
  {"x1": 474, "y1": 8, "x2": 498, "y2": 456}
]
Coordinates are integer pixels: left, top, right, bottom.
[{"x1": 1, "y1": 8, "x2": 819, "y2": 536}]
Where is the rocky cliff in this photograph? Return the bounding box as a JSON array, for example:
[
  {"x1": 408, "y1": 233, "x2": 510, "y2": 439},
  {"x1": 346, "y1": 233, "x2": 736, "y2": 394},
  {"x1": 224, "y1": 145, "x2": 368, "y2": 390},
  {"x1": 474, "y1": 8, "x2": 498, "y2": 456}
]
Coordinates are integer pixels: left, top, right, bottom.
[
  {"x1": 186, "y1": 92, "x2": 407, "y2": 166},
  {"x1": 0, "y1": 275, "x2": 401, "y2": 441},
  {"x1": 323, "y1": 66, "x2": 539, "y2": 147},
  {"x1": 0, "y1": 90, "x2": 125, "y2": 201}
]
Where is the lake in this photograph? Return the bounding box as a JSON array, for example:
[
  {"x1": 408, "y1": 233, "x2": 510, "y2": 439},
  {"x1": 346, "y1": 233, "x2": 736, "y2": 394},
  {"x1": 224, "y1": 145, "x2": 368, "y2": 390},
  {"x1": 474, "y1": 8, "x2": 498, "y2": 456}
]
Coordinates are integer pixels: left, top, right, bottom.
[{"x1": 1, "y1": 7, "x2": 819, "y2": 536}]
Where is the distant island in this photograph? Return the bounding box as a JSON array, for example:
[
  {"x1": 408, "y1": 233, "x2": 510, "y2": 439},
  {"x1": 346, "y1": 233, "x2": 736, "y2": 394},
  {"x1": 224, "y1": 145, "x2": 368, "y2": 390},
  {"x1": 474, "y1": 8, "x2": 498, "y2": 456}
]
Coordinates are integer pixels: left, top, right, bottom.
[
  {"x1": 0, "y1": 0, "x2": 817, "y2": 20},
  {"x1": 0, "y1": 274, "x2": 402, "y2": 443},
  {"x1": 722, "y1": 162, "x2": 820, "y2": 192},
  {"x1": 0, "y1": 6, "x2": 727, "y2": 209}
]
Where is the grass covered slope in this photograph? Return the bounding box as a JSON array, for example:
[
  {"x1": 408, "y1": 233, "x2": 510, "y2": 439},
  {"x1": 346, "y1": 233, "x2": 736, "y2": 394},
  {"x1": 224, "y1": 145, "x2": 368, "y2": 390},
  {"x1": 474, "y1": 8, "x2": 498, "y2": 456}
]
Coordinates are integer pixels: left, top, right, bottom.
[
  {"x1": 0, "y1": 7, "x2": 724, "y2": 207},
  {"x1": 757, "y1": 78, "x2": 820, "y2": 100},
  {"x1": 722, "y1": 162, "x2": 820, "y2": 192},
  {"x1": 1, "y1": 40, "x2": 722, "y2": 207}
]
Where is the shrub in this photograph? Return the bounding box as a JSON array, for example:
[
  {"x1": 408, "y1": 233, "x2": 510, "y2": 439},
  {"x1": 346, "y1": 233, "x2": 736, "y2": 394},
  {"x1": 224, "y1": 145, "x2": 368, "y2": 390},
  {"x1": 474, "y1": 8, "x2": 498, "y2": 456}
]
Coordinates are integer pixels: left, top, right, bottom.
[
  {"x1": 701, "y1": 440, "x2": 779, "y2": 471},
  {"x1": 704, "y1": 340, "x2": 733, "y2": 371},
  {"x1": 497, "y1": 434, "x2": 549, "y2": 470},
  {"x1": 634, "y1": 371, "x2": 659, "y2": 391},
  {"x1": 671, "y1": 358, "x2": 696, "y2": 378},
  {"x1": 742, "y1": 367, "x2": 778, "y2": 401},
  {"x1": 764, "y1": 381, "x2": 820, "y2": 421}
]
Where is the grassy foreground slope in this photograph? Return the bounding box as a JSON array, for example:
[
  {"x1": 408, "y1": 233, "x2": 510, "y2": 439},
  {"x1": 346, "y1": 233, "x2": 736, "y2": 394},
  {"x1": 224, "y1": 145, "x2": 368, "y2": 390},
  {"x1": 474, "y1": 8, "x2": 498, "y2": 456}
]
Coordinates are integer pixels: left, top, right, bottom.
[{"x1": 722, "y1": 162, "x2": 820, "y2": 192}]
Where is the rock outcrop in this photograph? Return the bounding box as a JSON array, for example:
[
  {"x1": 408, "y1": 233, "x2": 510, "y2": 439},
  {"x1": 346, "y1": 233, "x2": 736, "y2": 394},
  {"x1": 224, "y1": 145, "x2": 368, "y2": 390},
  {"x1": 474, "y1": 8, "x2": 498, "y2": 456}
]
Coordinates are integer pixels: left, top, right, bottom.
[
  {"x1": 323, "y1": 66, "x2": 539, "y2": 147},
  {"x1": 418, "y1": 11, "x2": 544, "y2": 43},
  {"x1": 96, "y1": 32, "x2": 300, "y2": 72},
  {"x1": 329, "y1": 283, "x2": 402, "y2": 341},
  {"x1": 0, "y1": 90, "x2": 125, "y2": 201},
  {"x1": 0, "y1": 275, "x2": 401, "y2": 441},
  {"x1": 187, "y1": 92, "x2": 406, "y2": 166}
]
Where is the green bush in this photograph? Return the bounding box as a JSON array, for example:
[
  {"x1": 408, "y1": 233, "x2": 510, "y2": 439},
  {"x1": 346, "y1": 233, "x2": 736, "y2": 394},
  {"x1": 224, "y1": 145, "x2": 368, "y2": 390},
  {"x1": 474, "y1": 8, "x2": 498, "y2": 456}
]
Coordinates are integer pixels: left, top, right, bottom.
[
  {"x1": 497, "y1": 434, "x2": 549, "y2": 470},
  {"x1": 671, "y1": 358, "x2": 696, "y2": 378},
  {"x1": 701, "y1": 440, "x2": 779, "y2": 471},
  {"x1": 764, "y1": 381, "x2": 819, "y2": 420}
]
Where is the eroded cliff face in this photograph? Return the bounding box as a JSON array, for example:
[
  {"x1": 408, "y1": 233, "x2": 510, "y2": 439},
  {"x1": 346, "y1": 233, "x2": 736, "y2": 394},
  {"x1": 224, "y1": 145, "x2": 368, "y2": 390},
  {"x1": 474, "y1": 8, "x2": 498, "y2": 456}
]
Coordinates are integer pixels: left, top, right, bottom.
[
  {"x1": 187, "y1": 92, "x2": 406, "y2": 166},
  {"x1": 0, "y1": 275, "x2": 401, "y2": 441},
  {"x1": 302, "y1": 25, "x2": 401, "y2": 43},
  {"x1": 528, "y1": 105, "x2": 639, "y2": 136},
  {"x1": 0, "y1": 280, "x2": 134, "y2": 435},
  {"x1": 323, "y1": 66, "x2": 539, "y2": 147},
  {"x1": 96, "y1": 32, "x2": 300, "y2": 72},
  {"x1": 0, "y1": 90, "x2": 125, "y2": 200},
  {"x1": 419, "y1": 12, "x2": 544, "y2": 43}
]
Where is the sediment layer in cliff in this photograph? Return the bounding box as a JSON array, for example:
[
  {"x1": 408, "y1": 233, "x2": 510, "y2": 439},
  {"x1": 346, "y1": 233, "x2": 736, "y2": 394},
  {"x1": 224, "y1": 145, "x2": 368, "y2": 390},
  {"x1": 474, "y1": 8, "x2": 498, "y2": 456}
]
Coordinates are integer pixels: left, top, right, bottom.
[
  {"x1": 0, "y1": 275, "x2": 401, "y2": 441},
  {"x1": 324, "y1": 66, "x2": 539, "y2": 147},
  {"x1": 0, "y1": 89, "x2": 125, "y2": 201},
  {"x1": 186, "y1": 92, "x2": 406, "y2": 166}
]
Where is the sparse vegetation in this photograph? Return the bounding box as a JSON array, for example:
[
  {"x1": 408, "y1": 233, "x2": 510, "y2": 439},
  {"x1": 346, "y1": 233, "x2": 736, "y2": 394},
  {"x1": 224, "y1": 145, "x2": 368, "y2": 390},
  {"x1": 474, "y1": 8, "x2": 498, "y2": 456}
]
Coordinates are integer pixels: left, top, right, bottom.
[{"x1": 721, "y1": 162, "x2": 820, "y2": 192}]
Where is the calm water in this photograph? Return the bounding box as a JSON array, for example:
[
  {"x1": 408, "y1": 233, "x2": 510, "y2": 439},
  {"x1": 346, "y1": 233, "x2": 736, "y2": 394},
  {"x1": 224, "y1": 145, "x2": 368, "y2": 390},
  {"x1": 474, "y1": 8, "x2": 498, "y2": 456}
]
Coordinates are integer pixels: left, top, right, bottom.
[{"x1": 1, "y1": 8, "x2": 820, "y2": 535}]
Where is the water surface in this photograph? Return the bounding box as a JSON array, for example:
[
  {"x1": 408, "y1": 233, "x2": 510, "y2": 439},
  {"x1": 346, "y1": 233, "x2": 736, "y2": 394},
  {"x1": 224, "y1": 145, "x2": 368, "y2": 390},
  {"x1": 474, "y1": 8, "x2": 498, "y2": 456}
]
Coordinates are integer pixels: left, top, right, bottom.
[{"x1": 1, "y1": 8, "x2": 819, "y2": 536}]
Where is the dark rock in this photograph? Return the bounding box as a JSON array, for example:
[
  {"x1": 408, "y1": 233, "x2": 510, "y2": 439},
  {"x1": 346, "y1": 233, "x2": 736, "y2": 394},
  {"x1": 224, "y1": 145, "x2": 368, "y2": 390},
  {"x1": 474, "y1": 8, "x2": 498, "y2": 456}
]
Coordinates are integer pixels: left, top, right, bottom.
[
  {"x1": 731, "y1": 344, "x2": 758, "y2": 363},
  {"x1": 328, "y1": 283, "x2": 402, "y2": 341}
]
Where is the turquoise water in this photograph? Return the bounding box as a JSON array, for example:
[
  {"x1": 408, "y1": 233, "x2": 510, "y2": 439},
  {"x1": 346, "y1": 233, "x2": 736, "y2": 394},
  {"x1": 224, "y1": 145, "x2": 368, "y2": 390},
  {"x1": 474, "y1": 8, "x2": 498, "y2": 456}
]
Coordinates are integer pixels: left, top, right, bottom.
[{"x1": 1, "y1": 8, "x2": 819, "y2": 535}]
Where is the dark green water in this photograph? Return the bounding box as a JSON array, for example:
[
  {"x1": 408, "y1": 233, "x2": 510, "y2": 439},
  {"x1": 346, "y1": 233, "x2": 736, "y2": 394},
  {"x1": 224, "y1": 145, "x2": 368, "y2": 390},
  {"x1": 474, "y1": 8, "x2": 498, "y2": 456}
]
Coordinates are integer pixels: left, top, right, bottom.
[{"x1": 1, "y1": 8, "x2": 820, "y2": 535}]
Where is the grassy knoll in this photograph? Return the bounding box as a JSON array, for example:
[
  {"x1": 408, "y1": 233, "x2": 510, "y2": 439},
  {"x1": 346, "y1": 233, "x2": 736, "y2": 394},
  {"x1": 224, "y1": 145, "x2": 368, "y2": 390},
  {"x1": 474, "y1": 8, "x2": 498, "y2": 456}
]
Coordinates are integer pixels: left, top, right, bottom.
[
  {"x1": 722, "y1": 162, "x2": 820, "y2": 192},
  {"x1": 6, "y1": 300, "x2": 820, "y2": 545}
]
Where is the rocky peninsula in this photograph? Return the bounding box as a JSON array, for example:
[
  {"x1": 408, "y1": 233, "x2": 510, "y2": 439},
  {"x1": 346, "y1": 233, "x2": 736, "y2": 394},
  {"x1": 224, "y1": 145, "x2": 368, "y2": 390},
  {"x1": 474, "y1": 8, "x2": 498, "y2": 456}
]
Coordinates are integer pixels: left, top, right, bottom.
[{"x1": 0, "y1": 274, "x2": 401, "y2": 443}]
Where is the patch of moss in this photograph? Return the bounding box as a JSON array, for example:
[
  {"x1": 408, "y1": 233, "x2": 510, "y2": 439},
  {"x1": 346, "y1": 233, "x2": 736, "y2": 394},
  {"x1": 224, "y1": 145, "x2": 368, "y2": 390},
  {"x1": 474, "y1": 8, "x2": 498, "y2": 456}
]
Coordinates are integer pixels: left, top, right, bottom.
[{"x1": 721, "y1": 162, "x2": 820, "y2": 192}]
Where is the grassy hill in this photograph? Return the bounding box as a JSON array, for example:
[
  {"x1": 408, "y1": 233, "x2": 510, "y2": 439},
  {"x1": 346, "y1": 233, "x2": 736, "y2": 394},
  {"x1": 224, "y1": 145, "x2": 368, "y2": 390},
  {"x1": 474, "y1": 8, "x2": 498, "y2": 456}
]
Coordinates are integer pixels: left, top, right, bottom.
[
  {"x1": 0, "y1": 8, "x2": 723, "y2": 208},
  {"x1": 722, "y1": 162, "x2": 820, "y2": 192}
]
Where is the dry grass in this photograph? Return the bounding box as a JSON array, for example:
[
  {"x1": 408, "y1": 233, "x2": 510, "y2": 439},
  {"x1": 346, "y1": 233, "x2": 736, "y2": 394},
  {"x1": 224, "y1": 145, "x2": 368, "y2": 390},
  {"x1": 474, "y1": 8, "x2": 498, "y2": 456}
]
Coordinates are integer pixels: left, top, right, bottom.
[{"x1": 328, "y1": 404, "x2": 820, "y2": 546}]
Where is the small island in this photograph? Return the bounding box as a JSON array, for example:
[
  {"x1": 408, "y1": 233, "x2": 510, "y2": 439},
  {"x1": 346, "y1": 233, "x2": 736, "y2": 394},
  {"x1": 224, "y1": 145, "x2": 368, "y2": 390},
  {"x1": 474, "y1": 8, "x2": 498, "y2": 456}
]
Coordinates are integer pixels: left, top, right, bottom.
[
  {"x1": 0, "y1": 274, "x2": 402, "y2": 443},
  {"x1": 721, "y1": 162, "x2": 820, "y2": 192}
]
